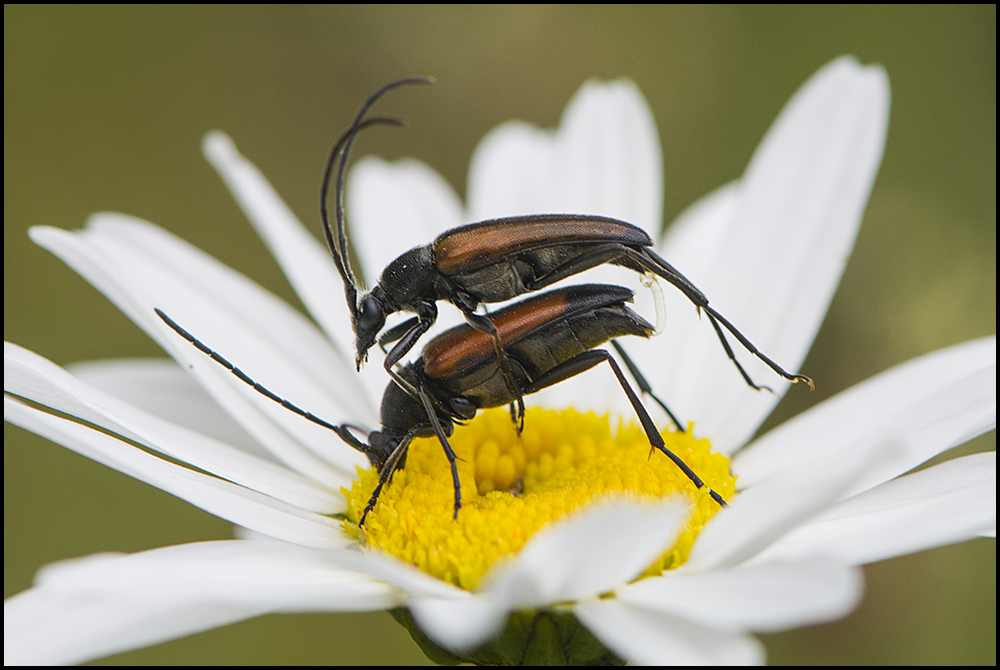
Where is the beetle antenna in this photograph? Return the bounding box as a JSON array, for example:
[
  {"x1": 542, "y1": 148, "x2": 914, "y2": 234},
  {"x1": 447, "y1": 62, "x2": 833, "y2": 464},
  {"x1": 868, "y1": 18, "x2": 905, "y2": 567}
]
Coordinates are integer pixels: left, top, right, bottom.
[
  {"x1": 320, "y1": 116, "x2": 404, "y2": 311},
  {"x1": 155, "y1": 307, "x2": 349, "y2": 435},
  {"x1": 154, "y1": 307, "x2": 401, "y2": 477},
  {"x1": 322, "y1": 77, "x2": 434, "y2": 309}
]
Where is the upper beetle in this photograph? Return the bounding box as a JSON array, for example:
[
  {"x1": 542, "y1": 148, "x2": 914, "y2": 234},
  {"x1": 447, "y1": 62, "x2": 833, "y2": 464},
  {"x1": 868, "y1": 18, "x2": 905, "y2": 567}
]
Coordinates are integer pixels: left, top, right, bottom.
[{"x1": 321, "y1": 79, "x2": 812, "y2": 417}]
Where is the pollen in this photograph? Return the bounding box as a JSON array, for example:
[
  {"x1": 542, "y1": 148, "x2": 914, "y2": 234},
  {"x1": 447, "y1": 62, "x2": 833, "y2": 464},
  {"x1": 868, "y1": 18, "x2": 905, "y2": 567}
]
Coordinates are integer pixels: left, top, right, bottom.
[{"x1": 342, "y1": 408, "x2": 735, "y2": 590}]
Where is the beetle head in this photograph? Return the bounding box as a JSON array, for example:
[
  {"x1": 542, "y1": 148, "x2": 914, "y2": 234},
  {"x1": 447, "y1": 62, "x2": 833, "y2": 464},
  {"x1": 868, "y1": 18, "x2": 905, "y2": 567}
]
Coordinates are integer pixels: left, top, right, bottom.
[
  {"x1": 354, "y1": 290, "x2": 386, "y2": 369},
  {"x1": 365, "y1": 430, "x2": 396, "y2": 471},
  {"x1": 320, "y1": 80, "x2": 432, "y2": 371}
]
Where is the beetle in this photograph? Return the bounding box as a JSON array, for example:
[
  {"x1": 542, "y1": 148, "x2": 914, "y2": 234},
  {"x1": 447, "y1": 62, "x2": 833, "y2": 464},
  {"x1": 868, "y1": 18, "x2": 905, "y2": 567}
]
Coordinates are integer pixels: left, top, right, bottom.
[
  {"x1": 340, "y1": 282, "x2": 729, "y2": 526},
  {"x1": 156, "y1": 282, "x2": 724, "y2": 528},
  {"x1": 320, "y1": 80, "x2": 812, "y2": 430}
]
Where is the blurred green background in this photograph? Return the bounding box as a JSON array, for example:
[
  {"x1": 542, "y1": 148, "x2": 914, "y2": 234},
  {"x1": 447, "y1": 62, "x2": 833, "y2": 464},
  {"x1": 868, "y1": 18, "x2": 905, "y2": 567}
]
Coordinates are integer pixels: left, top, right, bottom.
[{"x1": 5, "y1": 5, "x2": 994, "y2": 665}]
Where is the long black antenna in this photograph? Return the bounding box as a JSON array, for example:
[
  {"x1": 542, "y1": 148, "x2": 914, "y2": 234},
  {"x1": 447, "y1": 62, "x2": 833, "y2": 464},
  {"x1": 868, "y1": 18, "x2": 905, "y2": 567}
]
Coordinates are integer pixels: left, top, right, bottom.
[
  {"x1": 320, "y1": 117, "x2": 404, "y2": 311},
  {"x1": 155, "y1": 308, "x2": 341, "y2": 434},
  {"x1": 320, "y1": 77, "x2": 434, "y2": 308}
]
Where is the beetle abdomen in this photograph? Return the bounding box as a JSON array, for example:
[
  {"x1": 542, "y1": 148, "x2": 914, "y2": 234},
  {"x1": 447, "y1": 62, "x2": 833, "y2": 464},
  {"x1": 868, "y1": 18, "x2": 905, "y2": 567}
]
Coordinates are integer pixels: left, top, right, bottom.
[{"x1": 422, "y1": 284, "x2": 653, "y2": 382}]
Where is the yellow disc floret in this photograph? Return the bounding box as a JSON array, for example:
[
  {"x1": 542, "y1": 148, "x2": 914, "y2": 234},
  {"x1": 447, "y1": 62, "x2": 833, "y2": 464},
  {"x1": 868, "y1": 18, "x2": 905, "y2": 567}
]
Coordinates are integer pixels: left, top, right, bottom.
[{"x1": 342, "y1": 407, "x2": 734, "y2": 591}]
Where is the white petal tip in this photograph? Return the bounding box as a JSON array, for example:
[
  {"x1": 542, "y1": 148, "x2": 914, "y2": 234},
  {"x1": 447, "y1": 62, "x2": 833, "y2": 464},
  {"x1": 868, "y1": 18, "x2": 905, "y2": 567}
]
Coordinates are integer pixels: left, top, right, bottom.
[{"x1": 203, "y1": 131, "x2": 238, "y2": 165}]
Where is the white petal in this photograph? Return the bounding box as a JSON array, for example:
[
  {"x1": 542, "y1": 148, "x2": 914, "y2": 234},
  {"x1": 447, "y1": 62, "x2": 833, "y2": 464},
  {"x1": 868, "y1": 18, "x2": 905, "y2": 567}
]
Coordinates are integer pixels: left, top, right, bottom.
[
  {"x1": 554, "y1": 79, "x2": 663, "y2": 232},
  {"x1": 68, "y1": 358, "x2": 267, "y2": 460},
  {"x1": 347, "y1": 156, "x2": 464, "y2": 283},
  {"x1": 407, "y1": 596, "x2": 509, "y2": 652},
  {"x1": 202, "y1": 132, "x2": 367, "y2": 397},
  {"x1": 654, "y1": 57, "x2": 890, "y2": 452},
  {"x1": 321, "y1": 548, "x2": 511, "y2": 651},
  {"x1": 323, "y1": 546, "x2": 468, "y2": 601},
  {"x1": 758, "y1": 452, "x2": 996, "y2": 566},
  {"x1": 4, "y1": 396, "x2": 346, "y2": 549},
  {"x1": 465, "y1": 80, "x2": 666, "y2": 420},
  {"x1": 5, "y1": 578, "x2": 257, "y2": 666},
  {"x1": 395, "y1": 501, "x2": 689, "y2": 653},
  {"x1": 5, "y1": 343, "x2": 344, "y2": 514},
  {"x1": 480, "y1": 500, "x2": 689, "y2": 609},
  {"x1": 686, "y1": 440, "x2": 884, "y2": 572},
  {"x1": 659, "y1": 182, "x2": 741, "y2": 280},
  {"x1": 734, "y1": 336, "x2": 997, "y2": 494},
  {"x1": 574, "y1": 598, "x2": 764, "y2": 665},
  {"x1": 30, "y1": 221, "x2": 372, "y2": 480},
  {"x1": 88, "y1": 211, "x2": 378, "y2": 429},
  {"x1": 466, "y1": 121, "x2": 559, "y2": 221},
  {"x1": 4, "y1": 540, "x2": 399, "y2": 665},
  {"x1": 616, "y1": 559, "x2": 862, "y2": 634},
  {"x1": 468, "y1": 79, "x2": 662, "y2": 233}
]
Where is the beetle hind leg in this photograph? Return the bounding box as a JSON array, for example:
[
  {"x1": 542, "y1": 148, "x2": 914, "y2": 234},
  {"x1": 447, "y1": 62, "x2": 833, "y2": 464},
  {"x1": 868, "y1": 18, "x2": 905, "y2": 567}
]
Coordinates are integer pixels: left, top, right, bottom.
[
  {"x1": 523, "y1": 348, "x2": 727, "y2": 508},
  {"x1": 610, "y1": 339, "x2": 685, "y2": 432}
]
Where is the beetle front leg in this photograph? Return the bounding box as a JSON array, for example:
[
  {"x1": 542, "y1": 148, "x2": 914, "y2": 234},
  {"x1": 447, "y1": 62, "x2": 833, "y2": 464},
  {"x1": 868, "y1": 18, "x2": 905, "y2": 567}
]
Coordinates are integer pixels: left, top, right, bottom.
[
  {"x1": 359, "y1": 431, "x2": 416, "y2": 528},
  {"x1": 383, "y1": 300, "x2": 438, "y2": 370},
  {"x1": 377, "y1": 316, "x2": 420, "y2": 353}
]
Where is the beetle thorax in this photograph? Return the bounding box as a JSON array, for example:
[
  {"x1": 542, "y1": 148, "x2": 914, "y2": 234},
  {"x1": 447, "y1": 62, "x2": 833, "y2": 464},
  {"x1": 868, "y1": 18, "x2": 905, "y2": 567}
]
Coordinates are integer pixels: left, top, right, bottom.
[
  {"x1": 378, "y1": 245, "x2": 438, "y2": 308},
  {"x1": 380, "y1": 369, "x2": 456, "y2": 440}
]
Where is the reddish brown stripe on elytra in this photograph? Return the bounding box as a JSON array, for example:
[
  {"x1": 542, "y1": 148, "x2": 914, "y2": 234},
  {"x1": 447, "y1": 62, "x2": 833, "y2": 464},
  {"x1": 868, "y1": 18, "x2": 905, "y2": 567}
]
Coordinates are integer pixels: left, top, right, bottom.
[
  {"x1": 423, "y1": 291, "x2": 569, "y2": 379},
  {"x1": 434, "y1": 215, "x2": 649, "y2": 275}
]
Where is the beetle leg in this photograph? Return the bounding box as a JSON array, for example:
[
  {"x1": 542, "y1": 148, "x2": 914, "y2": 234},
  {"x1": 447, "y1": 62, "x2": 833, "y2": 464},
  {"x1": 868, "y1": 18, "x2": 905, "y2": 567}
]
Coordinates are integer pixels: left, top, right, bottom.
[
  {"x1": 462, "y1": 310, "x2": 525, "y2": 433},
  {"x1": 631, "y1": 248, "x2": 709, "y2": 304},
  {"x1": 383, "y1": 300, "x2": 437, "y2": 371},
  {"x1": 333, "y1": 424, "x2": 379, "y2": 463},
  {"x1": 377, "y1": 316, "x2": 420, "y2": 353},
  {"x1": 416, "y1": 384, "x2": 463, "y2": 519},
  {"x1": 359, "y1": 430, "x2": 418, "y2": 528},
  {"x1": 523, "y1": 348, "x2": 727, "y2": 508},
  {"x1": 610, "y1": 339, "x2": 685, "y2": 433},
  {"x1": 523, "y1": 243, "x2": 641, "y2": 292},
  {"x1": 620, "y1": 247, "x2": 813, "y2": 390},
  {"x1": 702, "y1": 306, "x2": 814, "y2": 390}
]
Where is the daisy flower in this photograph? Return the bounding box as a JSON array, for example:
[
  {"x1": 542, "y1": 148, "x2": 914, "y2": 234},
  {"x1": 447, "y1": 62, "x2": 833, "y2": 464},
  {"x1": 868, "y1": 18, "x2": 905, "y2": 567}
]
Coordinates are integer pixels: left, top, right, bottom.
[{"x1": 4, "y1": 56, "x2": 995, "y2": 665}]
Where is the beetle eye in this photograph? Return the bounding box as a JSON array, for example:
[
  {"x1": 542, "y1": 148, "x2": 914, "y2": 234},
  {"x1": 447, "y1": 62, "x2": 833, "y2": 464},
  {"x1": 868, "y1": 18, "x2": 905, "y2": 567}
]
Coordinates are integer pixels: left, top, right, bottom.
[{"x1": 357, "y1": 295, "x2": 384, "y2": 333}]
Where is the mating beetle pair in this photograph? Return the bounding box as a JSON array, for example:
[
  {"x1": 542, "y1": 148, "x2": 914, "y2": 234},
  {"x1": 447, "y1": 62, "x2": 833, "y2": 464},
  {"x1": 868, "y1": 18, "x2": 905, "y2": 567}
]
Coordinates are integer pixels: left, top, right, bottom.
[
  {"x1": 314, "y1": 78, "x2": 812, "y2": 523},
  {"x1": 159, "y1": 78, "x2": 811, "y2": 528}
]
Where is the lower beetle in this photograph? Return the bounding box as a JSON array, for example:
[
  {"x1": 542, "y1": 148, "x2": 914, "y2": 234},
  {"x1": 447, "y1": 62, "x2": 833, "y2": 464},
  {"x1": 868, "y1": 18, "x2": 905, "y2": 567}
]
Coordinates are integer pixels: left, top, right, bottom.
[
  {"x1": 320, "y1": 80, "x2": 812, "y2": 431},
  {"x1": 154, "y1": 281, "x2": 728, "y2": 528},
  {"x1": 339, "y1": 282, "x2": 729, "y2": 527}
]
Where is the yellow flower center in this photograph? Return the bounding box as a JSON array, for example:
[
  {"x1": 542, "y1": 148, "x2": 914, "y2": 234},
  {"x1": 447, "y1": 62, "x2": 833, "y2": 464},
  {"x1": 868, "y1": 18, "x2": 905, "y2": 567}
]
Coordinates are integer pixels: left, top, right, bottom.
[{"x1": 342, "y1": 407, "x2": 735, "y2": 590}]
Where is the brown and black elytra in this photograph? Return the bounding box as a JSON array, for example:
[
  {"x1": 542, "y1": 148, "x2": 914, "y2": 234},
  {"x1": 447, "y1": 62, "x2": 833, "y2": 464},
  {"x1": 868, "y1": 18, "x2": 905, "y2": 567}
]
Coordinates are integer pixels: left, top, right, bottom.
[{"x1": 320, "y1": 79, "x2": 812, "y2": 431}]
